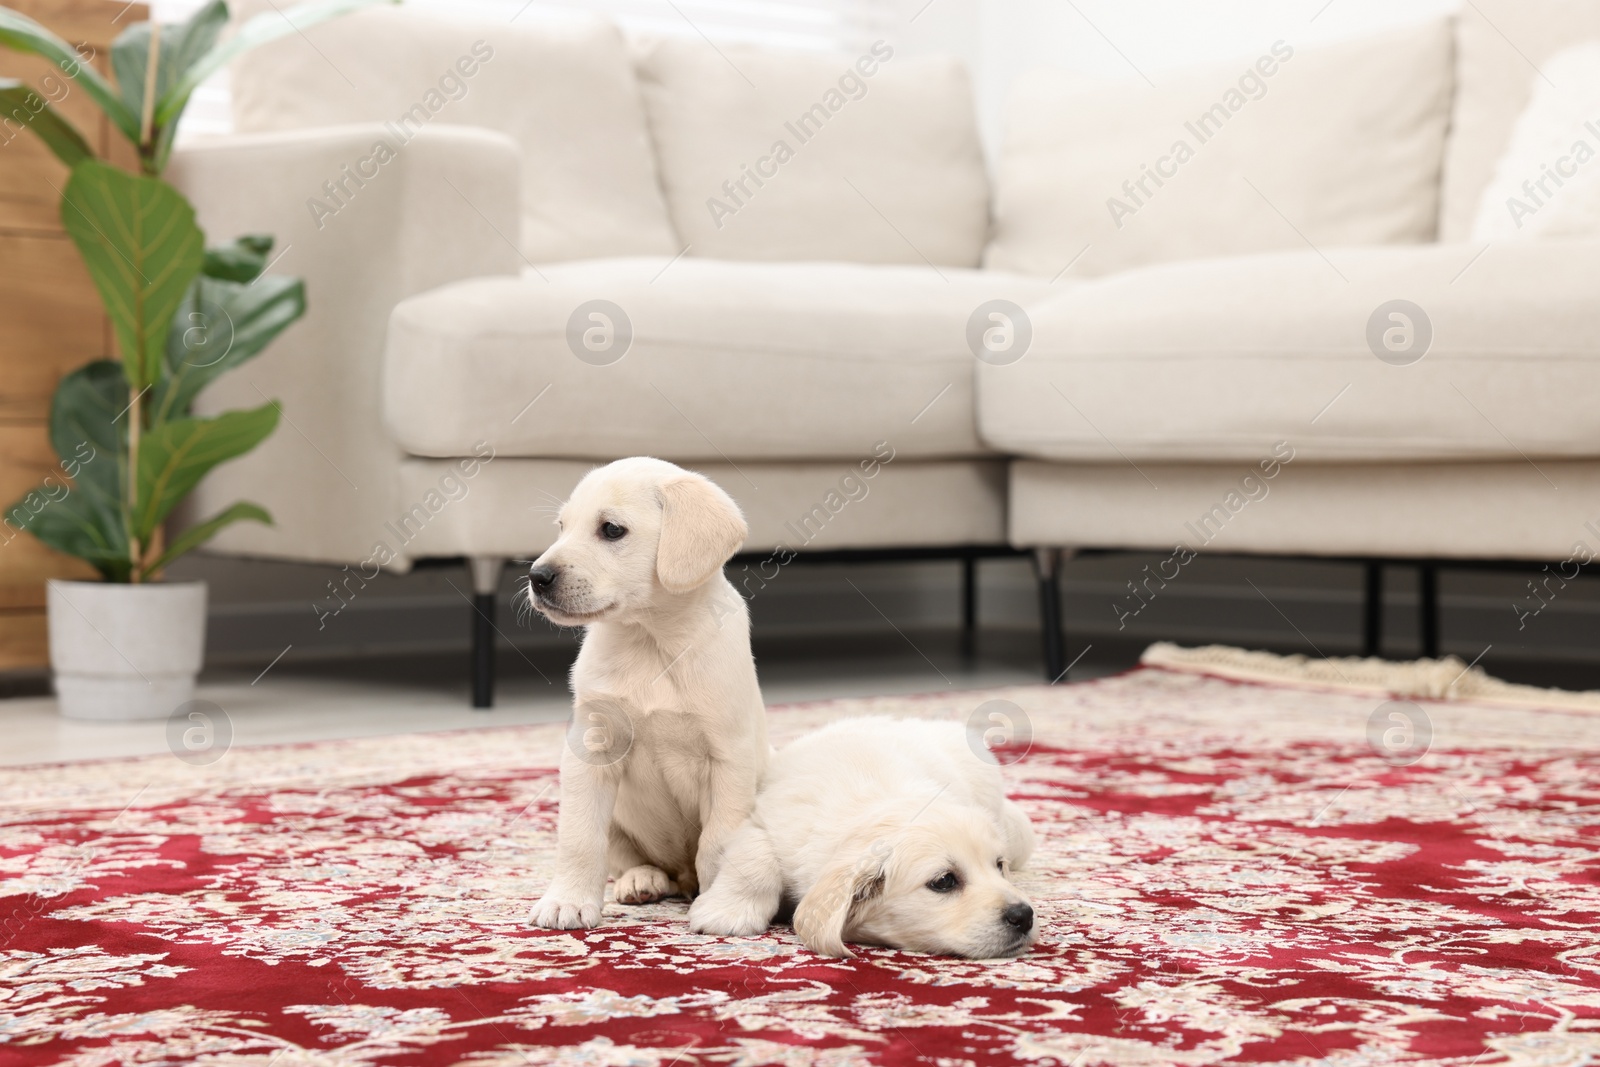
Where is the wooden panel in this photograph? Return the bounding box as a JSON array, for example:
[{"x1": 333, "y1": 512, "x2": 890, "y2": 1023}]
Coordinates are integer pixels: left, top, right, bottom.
[
  {"x1": 0, "y1": 1, "x2": 146, "y2": 673},
  {"x1": 0, "y1": 233, "x2": 103, "y2": 421},
  {"x1": 6, "y1": 0, "x2": 143, "y2": 49},
  {"x1": 0, "y1": 55, "x2": 107, "y2": 231},
  {"x1": 0, "y1": 611, "x2": 49, "y2": 671},
  {"x1": 0, "y1": 424, "x2": 97, "y2": 601},
  {"x1": 0, "y1": 3, "x2": 145, "y2": 231}
]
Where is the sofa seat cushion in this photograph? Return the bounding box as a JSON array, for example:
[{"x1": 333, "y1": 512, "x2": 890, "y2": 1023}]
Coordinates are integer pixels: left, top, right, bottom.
[
  {"x1": 977, "y1": 241, "x2": 1600, "y2": 463},
  {"x1": 385, "y1": 258, "x2": 1051, "y2": 461},
  {"x1": 229, "y1": 5, "x2": 677, "y2": 264}
]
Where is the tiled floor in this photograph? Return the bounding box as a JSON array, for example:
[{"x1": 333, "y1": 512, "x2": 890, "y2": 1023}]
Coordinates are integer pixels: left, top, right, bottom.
[{"x1": 1, "y1": 629, "x2": 1114, "y2": 767}]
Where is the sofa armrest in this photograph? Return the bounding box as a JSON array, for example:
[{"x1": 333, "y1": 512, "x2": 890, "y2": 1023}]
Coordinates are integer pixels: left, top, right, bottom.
[{"x1": 166, "y1": 123, "x2": 522, "y2": 568}]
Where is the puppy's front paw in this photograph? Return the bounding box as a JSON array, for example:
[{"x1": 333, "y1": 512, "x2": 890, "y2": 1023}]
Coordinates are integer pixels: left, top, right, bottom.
[
  {"x1": 531, "y1": 893, "x2": 603, "y2": 930},
  {"x1": 615, "y1": 865, "x2": 676, "y2": 904},
  {"x1": 688, "y1": 889, "x2": 772, "y2": 937}
]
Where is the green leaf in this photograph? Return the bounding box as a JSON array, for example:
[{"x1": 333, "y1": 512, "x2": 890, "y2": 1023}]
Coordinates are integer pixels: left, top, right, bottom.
[
  {"x1": 6, "y1": 363, "x2": 130, "y2": 580},
  {"x1": 155, "y1": 271, "x2": 304, "y2": 421},
  {"x1": 154, "y1": 0, "x2": 396, "y2": 134},
  {"x1": 0, "y1": 6, "x2": 139, "y2": 143},
  {"x1": 111, "y1": 0, "x2": 228, "y2": 135},
  {"x1": 49, "y1": 362, "x2": 129, "y2": 549},
  {"x1": 0, "y1": 78, "x2": 93, "y2": 167},
  {"x1": 133, "y1": 402, "x2": 279, "y2": 543},
  {"x1": 154, "y1": 235, "x2": 305, "y2": 421},
  {"x1": 141, "y1": 500, "x2": 270, "y2": 578},
  {"x1": 60, "y1": 161, "x2": 204, "y2": 391},
  {"x1": 5, "y1": 488, "x2": 131, "y2": 582},
  {"x1": 201, "y1": 234, "x2": 274, "y2": 283}
]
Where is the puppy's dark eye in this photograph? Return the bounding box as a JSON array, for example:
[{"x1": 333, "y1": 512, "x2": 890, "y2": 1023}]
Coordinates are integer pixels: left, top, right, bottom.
[
  {"x1": 599, "y1": 522, "x2": 627, "y2": 541},
  {"x1": 926, "y1": 872, "x2": 960, "y2": 893},
  {"x1": 996, "y1": 859, "x2": 1005, "y2": 872}
]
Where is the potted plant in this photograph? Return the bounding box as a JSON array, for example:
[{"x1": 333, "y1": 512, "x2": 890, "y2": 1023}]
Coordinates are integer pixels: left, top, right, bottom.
[{"x1": 0, "y1": 0, "x2": 383, "y2": 720}]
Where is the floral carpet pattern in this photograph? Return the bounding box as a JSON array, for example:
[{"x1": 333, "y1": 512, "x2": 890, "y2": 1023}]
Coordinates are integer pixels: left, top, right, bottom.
[{"x1": 4, "y1": 660, "x2": 1600, "y2": 1065}]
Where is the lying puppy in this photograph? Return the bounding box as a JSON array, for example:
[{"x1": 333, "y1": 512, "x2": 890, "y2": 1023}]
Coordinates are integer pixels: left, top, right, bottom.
[
  {"x1": 689, "y1": 716, "x2": 1038, "y2": 958},
  {"x1": 527, "y1": 457, "x2": 766, "y2": 930}
]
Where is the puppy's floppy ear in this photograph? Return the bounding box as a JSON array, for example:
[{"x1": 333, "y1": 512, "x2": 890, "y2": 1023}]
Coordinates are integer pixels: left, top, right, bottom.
[
  {"x1": 656, "y1": 473, "x2": 748, "y2": 593},
  {"x1": 793, "y1": 844, "x2": 887, "y2": 958},
  {"x1": 1000, "y1": 799, "x2": 1035, "y2": 871}
]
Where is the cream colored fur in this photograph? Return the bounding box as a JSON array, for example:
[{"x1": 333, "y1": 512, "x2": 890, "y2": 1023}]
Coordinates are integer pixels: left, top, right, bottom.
[
  {"x1": 528, "y1": 457, "x2": 766, "y2": 930},
  {"x1": 690, "y1": 716, "x2": 1038, "y2": 958}
]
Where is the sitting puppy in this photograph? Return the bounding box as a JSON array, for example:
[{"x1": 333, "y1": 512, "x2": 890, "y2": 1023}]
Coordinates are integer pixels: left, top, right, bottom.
[
  {"x1": 689, "y1": 716, "x2": 1038, "y2": 958},
  {"x1": 527, "y1": 457, "x2": 766, "y2": 930}
]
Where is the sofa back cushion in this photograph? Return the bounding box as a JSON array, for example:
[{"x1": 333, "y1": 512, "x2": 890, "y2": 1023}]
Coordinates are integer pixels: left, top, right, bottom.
[
  {"x1": 984, "y1": 20, "x2": 1454, "y2": 279},
  {"x1": 1469, "y1": 43, "x2": 1600, "y2": 241},
  {"x1": 633, "y1": 38, "x2": 989, "y2": 266},
  {"x1": 1439, "y1": 0, "x2": 1600, "y2": 242},
  {"x1": 229, "y1": 5, "x2": 678, "y2": 263}
]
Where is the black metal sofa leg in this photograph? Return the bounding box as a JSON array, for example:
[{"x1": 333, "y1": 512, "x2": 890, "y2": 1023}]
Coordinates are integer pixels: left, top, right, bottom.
[
  {"x1": 1362, "y1": 561, "x2": 1383, "y2": 658},
  {"x1": 1033, "y1": 547, "x2": 1065, "y2": 682},
  {"x1": 960, "y1": 553, "x2": 978, "y2": 658},
  {"x1": 1419, "y1": 563, "x2": 1440, "y2": 660},
  {"x1": 469, "y1": 557, "x2": 504, "y2": 709}
]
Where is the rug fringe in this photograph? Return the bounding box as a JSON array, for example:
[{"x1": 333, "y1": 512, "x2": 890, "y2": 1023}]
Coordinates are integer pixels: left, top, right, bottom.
[{"x1": 1140, "y1": 642, "x2": 1600, "y2": 712}]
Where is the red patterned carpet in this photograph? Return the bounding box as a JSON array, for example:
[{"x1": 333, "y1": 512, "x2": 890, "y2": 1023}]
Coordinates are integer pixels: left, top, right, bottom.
[{"x1": 4, "y1": 653, "x2": 1600, "y2": 1066}]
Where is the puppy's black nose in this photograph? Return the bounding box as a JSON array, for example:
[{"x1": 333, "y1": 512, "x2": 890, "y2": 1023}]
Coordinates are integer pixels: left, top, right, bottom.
[
  {"x1": 1001, "y1": 902, "x2": 1034, "y2": 933},
  {"x1": 529, "y1": 564, "x2": 557, "y2": 594}
]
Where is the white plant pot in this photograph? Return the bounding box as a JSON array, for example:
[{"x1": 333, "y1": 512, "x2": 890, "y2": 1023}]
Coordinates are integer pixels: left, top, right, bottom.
[{"x1": 47, "y1": 580, "x2": 207, "y2": 721}]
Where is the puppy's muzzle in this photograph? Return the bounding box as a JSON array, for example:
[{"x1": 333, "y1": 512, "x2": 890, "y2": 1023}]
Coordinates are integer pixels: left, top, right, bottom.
[{"x1": 527, "y1": 563, "x2": 571, "y2": 615}]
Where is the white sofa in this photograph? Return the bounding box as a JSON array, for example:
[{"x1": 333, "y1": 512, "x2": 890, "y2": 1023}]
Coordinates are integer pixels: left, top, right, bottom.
[{"x1": 170, "y1": 0, "x2": 1600, "y2": 698}]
